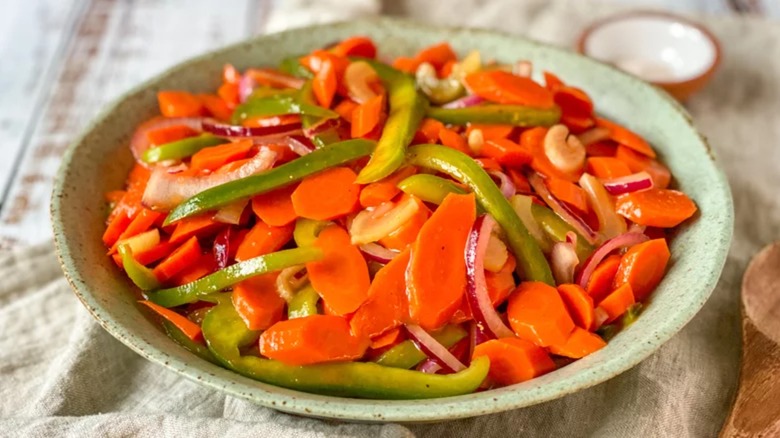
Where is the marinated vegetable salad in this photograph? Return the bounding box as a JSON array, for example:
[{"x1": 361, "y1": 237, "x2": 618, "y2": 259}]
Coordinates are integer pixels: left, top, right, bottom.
[{"x1": 103, "y1": 37, "x2": 698, "y2": 399}]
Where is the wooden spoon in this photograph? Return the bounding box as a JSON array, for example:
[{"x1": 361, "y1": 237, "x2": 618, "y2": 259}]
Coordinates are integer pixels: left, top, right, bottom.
[{"x1": 721, "y1": 243, "x2": 780, "y2": 437}]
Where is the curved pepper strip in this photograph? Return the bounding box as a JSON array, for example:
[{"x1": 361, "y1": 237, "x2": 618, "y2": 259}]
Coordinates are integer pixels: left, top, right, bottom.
[
  {"x1": 142, "y1": 134, "x2": 225, "y2": 164},
  {"x1": 406, "y1": 144, "x2": 554, "y2": 285},
  {"x1": 426, "y1": 105, "x2": 561, "y2": 127},
  {"x1": 299, "y1": 80, "x2": 341, "y2": 148},
  {"x1": 278, "y1": 56, "x2": 314, "y2": 79},
  {"x1": 202, "y1": 295, "x2": 490, "y2": 399},
  {"x1": 231, "y1": 94, "x2": 339, "y2": 124},
  {"x1": 397, "y1": 174, "x2": 486, "y2": 214},
  {"x1": 355, "y1": 59, "x2": 427, "y2": 184},
  {"x1": 118, "y1": 244, "x2": 160, "y2": 291},
  {"x1": 164, "y1": 139, "x2": 375, "y2": 225},
  {"x1": 530, "y1": 203, "x2": 594, "y2": 260},
  {"x1": 375, "y1": 325, "x2": 467, "y2": 369},
  {"x1": 287, "y1": 284, "x2": 320, "y2": 319},
  {"x1": 162, "y1": 320, "x2": 219, "y2": 365},
  {"x1": 147, "y1": 247, "x2": 323, "y2": 308}
]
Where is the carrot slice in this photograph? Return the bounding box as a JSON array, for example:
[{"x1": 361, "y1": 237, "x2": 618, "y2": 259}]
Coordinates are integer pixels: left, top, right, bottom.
[
  {"x1": 554, "y1": 86, "x2": 593, "y2": 119},
  {"x1": 613, "y1": 238, "x2": 671, "y2": 301},
  {"x1": 548, "y1": 327, "x2": 606, "y2": 358},
  {"x1": 329, "y1": 36, "x2": 377, "y2": 58},
  {"x1": 407, "y1": 193, "x2": 476, "y2": 330},
  {"x1": 103, "y1": 210, "x2": 134, "y2": 247},
  {"x1": 615, "y1": 145, "x2": 671, "y2": 189},
  {"x1": 189, "y1": 139, "x2": 252, "y2": 173},
  {"x1": 359, "y1": 166, "x2": 416, "y2": 208},
  {"x1": 109, "y1": 209, "x2": 163, "y2": 252},
  {"x1": 415, "y1": 118, "x2": 445, "y2": 144},
  {"x1": 378, "y1": 197, "x2": 431, "y2": 251},
  {"x1": 453, "y1": 254, "x2": 517, "y2": 323},
  {"x1": 392, "y1": 56, "x2": 421, "y2": 74},
  {"x1": 198, "y1": 94, "x2": 232, "y2": 121},
  {"x1": 351, "y1": 93, "x2": 385, "y2": 138},
  {"x1": 157, "y1": 91, "x2": 204, "y2": 118},
  {"x1": 472, "y1": 338, "x2": 556, "y2": 386},
  {"x1": 585, "y1": 141, "x2": 617, "y2": 158},
  {"x1": 597, "y1": 283, "x2": 635, "y2": 323},
  {"x1": 475, "y1": 157, "x2": 502, "y2": 172},
  {"x1": 232, "y1": 273, "x2": 285, "y2": 331},
  {"x1": 586, "y1": 157, "x2": 632, "y2": 179},
  {"x1": 480, "y1": 138, "x2": 533, "y2": 168},
  {"x1": 585, "y1": 254, "x2": 622, "y2": 304},
  {"x1": 218, "y1": 82, "x2": 239, "y2": 108},
  {"x1": 291, "y1": 167, "x2": 361, "y2": 220},
  {"x1": 259, "y1": 315, "x2": 368, "y2": 365},
  {"x1": 615, "y1": 189, "x2": 697, "y2": 228},
  {"x1": 369, "y1": 327, "x2": 403, "y2": 350},
  {"x1": 543, "y1": 71, "x2": 564, "y2": 91},
  {"x1": 466, "y1": 124, "x2": 514, "y2": 141},
  {"x1": 313, "y1": 58, "x2": 337, "y2": 108},
  {"x1": 507, "y1": 281, "x2": 575, "y2": 347},
  {"x1": 134, "y1": 240, "x2": 179, "y2": 266},
  {"x1": 251, "y1": 184, "x2": 299, "y2": 227},
  {"x1": 334, "y1": 99, "x2": 359, "y2": 122},
  {"x1": 415, "y1": 42, "x2": 457, "y2": 69},
  {"x1": 521, "y1": 127, "x2": 579, "y2": 182},
  {"x1": 438, "y1": 127, "x2": 470, "y2": 154},
  {"x1": 169, "y1": 214, "x2": 222, "y2": 244},
  {"x1": 350, "y1": 248, "x2": 411, "y2": 339},
  {"x1": 465, "y1": 70, "x2": 555, "y2": 108},
  {"x1": 146, "y1": 125, "x2": 198, "y2": 146},
  {"x1": 506, "y1": 168, "x2": 531, "y2": 194},
  {"x1": 234, "y1": 222, "x2": 294, "y2": 261},
  {"x1": 153, "y1": 236, "x2": 201, "y2": 282},
  {"x1": 168, "y1": 252, "x2": 217, "y2": 286},
  {"x1": 595, "y1": 117, "x2": 656, "y2": 158},
  {"x1": 545, "y1": 178, "x2": 589, "y2": 214},
  {"x1": 557, "y1": 284, "x2": 595, "y2": 331},
  {"x1": 139, "y1": 300, "x2": 202, "y2": 341},
  {"x1": 306, "y1": 225, "x2": 370, "y2": 315}
]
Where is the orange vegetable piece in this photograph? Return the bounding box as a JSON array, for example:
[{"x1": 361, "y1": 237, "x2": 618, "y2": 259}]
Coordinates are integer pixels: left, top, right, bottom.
[
  {"x1": 218, "y1": 82, "x2": 240, "y2": 108},
  {"x1": 329, "y1": 36, "x2": 377, "y2": 58},
  {"x1": 146, "y1": 125, "x2": 198, "y2": 146},
  {"x1": 561, "y1": 114, "x2": 595, "y2": 134},
  {"x1": 415, "y1": 118, "x2": 445, "y2": 144},
  {"x1": 232, "y1": 273, "x2": 286, "y2": 331},
  {"x1": 480, "y1": 138, "x2": 533, "y2": 168},
  {"x1": 350, "y1": 249, "x2": 411, "y2": 339},
  {"x1": 369, "y1": 327, "x2": 403, "y2": 350},
  {"x1": 134, "y1": 240, "x2": 178, "y2": 266},
  {"x1": 251, "y1": 184, "x2": 299, "y2": 227},
  {"x1": 334, "y1": 99, "x2": 359, "y2": 122},
  {"x1": 139, "y1": 300, "x2": 202, "y2": 341},
  {"x1": 557, "y1": 284, "x2": 595, "y2": 331},
  {"x1": 585, "y1": 254, "x2": 622, "y2": 304},
  {"x1": 506, "y1": 168, "x2": 531, "y2": 194},
  {"x1": 597, "y1": 283, "x2": 635, "y2": 323},
  {"x1": 586, "y1": 157, "x2": 632, "y2": 179},
  {"x1": 259, "y1": 315, "x2": 368, "y2": 365},
  {"x1": 507, "y1": 281, "x2": 575, "y2": 347},
  {"x1": 465, "y1": 70, "x2": 555, "y2": 108},
  {"x1": 438, "y1": 127, "x2": 470, "y2": 154},
  {"x1": 545, "y1": 178, "x2": 589, "y2": 214},
  {"x1": 103, "y1": 210, "x2": 135, "y2": 247},
  {"x1": 521, "y1": 127, "x2": 579, "y2": 182},
  {"x1": 466, "y1": 124, "x2": 514, "y2": 141},
  {"x1": 548, "y1": 327, "x2": 606, "y2": 358},
  {"x1": 351, "y1": 93, "x2": 385, "y2": 138},
  {"x1": 234, "y1": 222, "x2": 294, "y2": 261},
  {"x1": 615, "y1": 145, "x2": 671, "y2": 189},
  {"x1": 415, "y1": 42, "x2": 457, "y2": 69},
  {"x1": 475, "y1": 157, "x2": 502, "y2": 172},
  {"x1": 168, "y1": 252, "x2": 216, "y2": 286},
  {"x1": 170, "y1": 214, "x2": 222, "y2": 244},
  {"x1": 198, "y1": 94, "x2": 232, "y2": 121},
  {"x1": 613, "y1": 238, "x2": 671, "y2": 301},
  {"x1": 407, "y1": 193, "x2": 476, "y2": 330},
  {"x1": 554, "y1": 86, "x2": 593, "y2": 119},
  {"x1": 585, "y1": 141, "x2": 617, "y2": 158},
  {"x1": 596, "y1": 117, "x2": 656, "y2": 158},
  {"x1": 306, "y1": 225, "x2": 371, "y2": 315},
  {"x1": 616, "y1": 189, "x2": 697, "y2": 228},
  {"x1": 313, "y1": 58, "x2": 337, "y2": 108},
  {"x1": 392, "y1": 56, "x2": 421, "y2": 73},
  {"x1": 472, "y1": 338, "x2": 556, "y2": 386},
  {"x1": 291, "y1": 167, "x2": 361, "y2": 220},
  {"x1": 359, "y1": 166, "x2": 416, "y2": 208},
  {"x1": 454, "y1": 254, "x2": 518, "y2": 323},
  {"x1": 438, "y1": 60, "x2": 456, "y2": 78},
  {"x1": 543, "y1": 71, "x2": 564, "y2": 91},
  {"x1": 378, "y1": 196, "x2": 431, "y2": 251},
  {"x1": 189, "y1": 140, "x2": 252, "y2": 173},
  {"x1": 109, "y1": 208, "x2": 164, "y2": 253},
  {"x1": 157, "y1": 91, "x2": 204, "y2": 118},
  {"x1": 153, "y1": 236, "x2": 202, "y2": 283}
]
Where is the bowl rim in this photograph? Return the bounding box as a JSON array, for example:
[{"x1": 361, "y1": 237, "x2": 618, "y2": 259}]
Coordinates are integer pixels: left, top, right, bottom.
[
  {"x1": 51, "y1": 17, "x2": 733, "y2": 423},
  {"x1": 576, "y1": 10, "x2": 722, "y2": 87}
]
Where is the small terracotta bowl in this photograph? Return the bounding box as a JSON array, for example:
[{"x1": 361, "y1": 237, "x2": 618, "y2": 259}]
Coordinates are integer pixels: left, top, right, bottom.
[{"x1": 578, "y1": 11, "x2": 721, "y2": 101}]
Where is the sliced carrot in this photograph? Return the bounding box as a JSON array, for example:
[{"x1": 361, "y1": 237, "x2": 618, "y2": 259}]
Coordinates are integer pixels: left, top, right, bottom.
[
  {"x1": 351, "y1": 93, "x2": 385, "y2": 138},
  {"x1": 585, "y1": 140, "x2": 617, "y2": 157},
  {"x1": 169, "y1": 214, "x2": 222, "y2": 244},
  {"x1": 234, "y1": 221, "x2": 294, "y2": 261},
  {"x1": 596, "y1": 117, "x2": 656, "y2": 158},
  {"x1": 218, "y1": 82, "x2": 240, "y2": 108},
  {"x1": 407, "y1": 193, "x2": 476, "y2": 330},
  {"x1": 455, "y1": 254, "x2": 518, "y2": 323},
  {"x1": 189, "y1": 139, "x2": 252, "y2": 173},
  {"x1": 557, "y1": 284, "x2": 595, "y2": 331},
  {"x1": 291, "y1": 167, "x2": 361, "y2": 220},
  {"x1": 480, "y1": 138, "x2": 533, "y2": 168},
  {"x1": 597, "y1": 283, "x2": 635, "y2": 323},
  {"x1": 140, "y1": 300, "x2": 202, "y2": 341},
  {"x1": 259, "y1": 315, "x2": 368, "y2": 365},
  {"x1": 198, "y1": 93, "x2": 232, "y2": 121},
  {"x1": 157, "y1": 91, "x2": 204, "y2": 118},
  {"x1": 585, "y1": 254, "x2": 622, "y2": 304},
  {"x1": 554, "y1": 86, "x2": 594, "y2": 119},
  {"x1": 465, "y1": 70, "x2": 555, "y2": 108},
  {"x1": 545, "y1": 178, "x2": 589, "y2": 214},
  {"x1": 543, "y1": 71, "x2": 564, "y2": 91},
  {"x1": 103, "y1": 210, "x2": 135, "y2": 247},
  {"x1": 105, "y1": 190, "x2": 126, "y2": 205},
  {"x1": 438, "y1": 127, "x2": 470, "y2": 154},
  {"x1": 334, "y1": 99, "x2": 359, "y2": 122},
  {"x1": 616, "y1": 189, "x2": 697, "y2": 228},
  {"x1": 306, "y1": 225, "x2": 370, "y2": 315},
  {"x1": 378, "y1": 196, "x2": 431, "y2": 251},
  {"x1": 134, "y1": 240, "x2": 178, "y2": 266},
  {"x1": 313, "y1": 58, "x2": 337, "y2": 108},
  {"x1": 548, "y1": 327, "x2": 606, "y2": 358},
  {"x1": 506, "y1": 168, "x2": 531, "y2": 194},
  {"x1": 242, "y1": 114, "x2": 301, "y2": 128},
  {"x1": 232, "y1": 273, "x2": 286, "y2": 331},
  {"x1": 615, "y1": 145, "x2": 671, "y2": 189},
  {"x1": 507, "y1": 281, "x2": 575, "y2": 347},
  {"x1": 586, "y1": 157, "x2": 632, "y2": 179},
  {"x1": 438, "y1": 60, "x2": 456, "y2": 78},
  {"x1": 359, "y1": 166, "x2": 417, "y2": 208},
  {"x1": 414, "y1": 118, "x2": 445, "y2": 144},
  {"x1": 415, "y1": 42, "x2": 457, "y2": 69},
  {"x1": 146, "y1": 125, "x2": 198, "y2": 146},
  {"x1": 369, "y1": 327, "x2": 403, "y2": 350},
  {"x1": 251, "y1": 184, "x2": 299, "y2": 227},
  {"x1": 329, "y1": 36, "x2": 377, "y2": 58},
  {"x1": 472, "y1": 338, "x2": 556, "y2": 386},
  {"x1": 392, "y1": 56, "x2": 421, "y2": 73},
  {"x1": 109, "y1": 209, "x2": 163, "y2": 253},
  {"x1": 475, "y1": 157, "x2": 502, "y2": 172},
  {"x1": 466, "y1": 124, "x2": 514, "y2": 141},
  {"x1": 521, "y1": 127, "x2": 579, "y2": 182},
  {"x1": 561, "y1": 114, "x2": 595, "y2": 134},
  {"x1": 350, "y1": 248, "x2": 411, "y2": 339},
  {"x1": 153, "y1": 236, "x2": 201, "y2": 283},
  {"x1": 168, "y1": 252, "x2": 217, "y2": 286},
  {"x1": 613, "y1": 238, "x2": 671, "y2": 301}
]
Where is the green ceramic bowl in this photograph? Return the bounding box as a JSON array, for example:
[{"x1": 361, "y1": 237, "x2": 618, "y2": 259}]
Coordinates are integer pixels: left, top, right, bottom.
[{"x1": 51, "y1": 18, "x2": 733, "y2": 423}]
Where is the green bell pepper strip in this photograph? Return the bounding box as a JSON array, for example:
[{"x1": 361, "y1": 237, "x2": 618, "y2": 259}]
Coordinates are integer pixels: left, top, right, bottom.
[
  {"x1": 147, "y1": 247, "x2": 323, "y2": 308},
  {"x1": 621, "y1": 303, "x2": 643, "y2": 328},
  {"x1": 375, "y1": 325, "x2": 467, "y2": 369},
  {"x1": 162, "y1": 320, "x2": 219, "y2": 364},
  {"x1": 203, "y1": 296, "x2": 490, "y2": 399},
  {"x1": 426, "y1": 104, "x2": 561, "y2": 127},
  {"x1": 231, "y1": 95, "x2": 339, "y2": 124},
  {"x1": 530, "y1": 203, "x2": 595, "y2": 261},
  {"x1": 293, "y1": 218, "x2": 332, "y2": 248},
  {"x1": 406, "y1": 144, "x2": 554, "y2": 285},
  {"x1": 299, "y1": 80, "x2": 341, "y2": 148},
  {"x1": 142, "y1": 134, "x2": 225, "y2": 164},
  {"x1": 287, "y1": 284, "x2": 320, "y2": 319},
  {"x1": 164, "y1": 139, "x2": 375, "y2": 225},
  {"x1": 355, "y1": 59, "x2": 427, "y2": 184},
  {"x1": 397, "y1": 174, "x2": 467, "y2": 205},
  {"x1": 278, "y1": 56, "x2": 314, "y2": 79},
  {"x1": 248, "y1": 87, "x2": 298, "y2": 101},
  {"x1": 118, "y1": 244, "x2": 160, "y2": 291}
]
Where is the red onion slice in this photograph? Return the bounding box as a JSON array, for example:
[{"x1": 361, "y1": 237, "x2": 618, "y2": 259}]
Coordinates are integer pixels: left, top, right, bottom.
[
  {"x1": 442, "y1": 95, "x2": 485, "y2": 109},
  {"x1": 418, "y1": 358, "x2": 443, "y2": 374},
  {"x1": 575, "y1": 232, "x2": 650, "y2": 290},
  {"x1": 465, "y1": 215, "x2": 516, "y2": 339},
  {"x1": 202, "y1": 120, "x2": 302, "y2": 139},
  {"x1": 529, "y1": 173, "x2": 599, "y2": 245},
  {"x1": 238, "y1": 74, "x2": 256, "y2": 103},
  {"x1": 405, "y1": 324, "x2": 467, "y2": 373},
  {"x1": 130, "y1": 117, "x2": 208, "y2": 165},
  {"x1": 142, "y1": 148, "x2": 277, "y2": 211},
  {"x1": 487, "y1": 170, "x2": 516, "y2": 199},
  {"x1": 602, "y1": 171, "x2": 654, "y2": 195},
  {"x1": 213, "y1": 227, "x2": 231, "y2": 270},
  {"x1": 359, "y1": 243, "x2": 399, "y2": 264}
]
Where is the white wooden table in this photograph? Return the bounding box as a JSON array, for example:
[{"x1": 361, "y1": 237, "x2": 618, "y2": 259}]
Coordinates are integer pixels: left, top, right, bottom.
[{"x1": 0, "y1": 0, "x2": 772, "y2": 250}]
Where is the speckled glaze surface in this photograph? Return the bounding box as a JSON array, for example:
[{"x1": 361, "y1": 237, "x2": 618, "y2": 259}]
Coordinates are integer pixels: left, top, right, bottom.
[{"x1": 51, "y1": 18, "x2": 733, "y2": 423}]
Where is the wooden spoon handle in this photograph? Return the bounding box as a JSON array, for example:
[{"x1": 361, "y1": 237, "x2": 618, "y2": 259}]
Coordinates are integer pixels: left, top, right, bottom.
[{"x1": 720, "y1": 318, "x2": 780, "y2": 437}]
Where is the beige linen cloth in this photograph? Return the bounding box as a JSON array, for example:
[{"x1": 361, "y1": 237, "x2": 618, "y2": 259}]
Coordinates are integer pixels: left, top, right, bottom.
[{"x1": 3, "y1": 1, "x2": 779, "y2": 436}]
